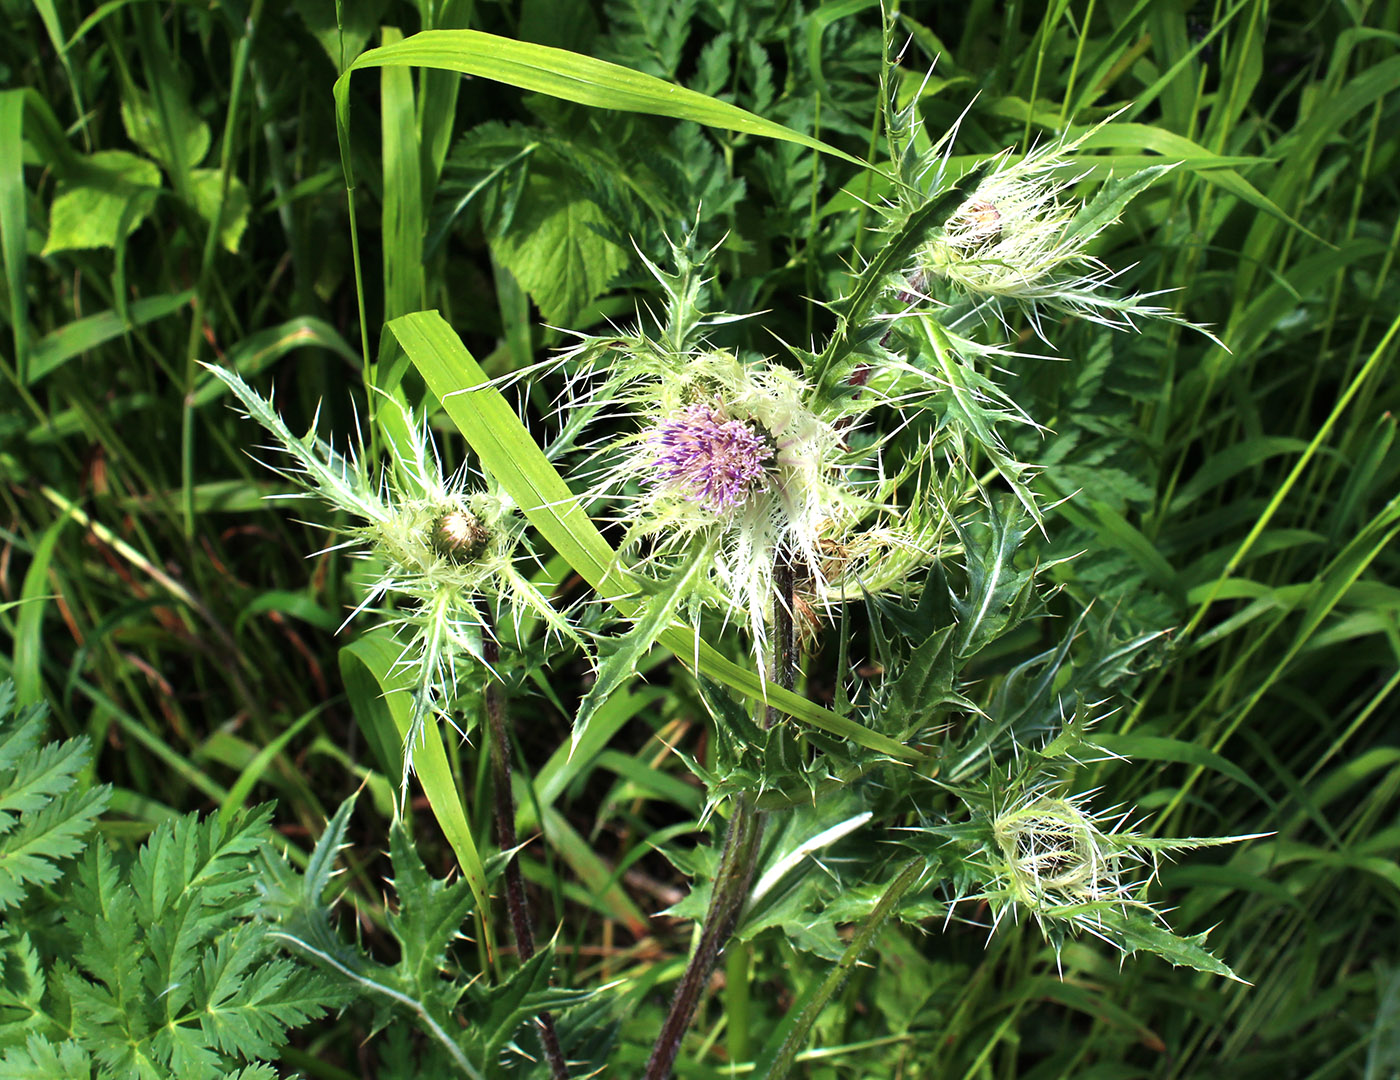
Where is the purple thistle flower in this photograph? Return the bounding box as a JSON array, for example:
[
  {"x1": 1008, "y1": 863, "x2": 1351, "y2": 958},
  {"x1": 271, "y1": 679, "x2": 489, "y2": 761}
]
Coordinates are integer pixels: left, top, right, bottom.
[{"x1": 648, "y1": 403, "x2": 773, "y2": 513}]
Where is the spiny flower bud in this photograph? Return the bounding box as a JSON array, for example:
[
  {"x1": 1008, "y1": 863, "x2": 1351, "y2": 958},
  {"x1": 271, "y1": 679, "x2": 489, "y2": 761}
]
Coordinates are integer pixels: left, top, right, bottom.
[
  {"x1": 432, "y1": 508, "x2": 491, "y2": 562},
  {"x1": 993, "y1": 795, "x2": 1115, "y2": 910}
]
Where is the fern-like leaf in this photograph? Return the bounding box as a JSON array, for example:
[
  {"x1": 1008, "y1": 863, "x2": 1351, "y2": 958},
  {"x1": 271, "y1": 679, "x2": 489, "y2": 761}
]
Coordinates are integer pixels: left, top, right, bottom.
[{"x1": 0, "y1": 692, "x2": 109, "y2": 910}]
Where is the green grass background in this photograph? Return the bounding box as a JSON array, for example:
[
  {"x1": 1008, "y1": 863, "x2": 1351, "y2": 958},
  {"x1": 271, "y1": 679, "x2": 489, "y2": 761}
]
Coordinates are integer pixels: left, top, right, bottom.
[{"x1": 1, "y1": 0, "x2": 1397, "y2": 1076}]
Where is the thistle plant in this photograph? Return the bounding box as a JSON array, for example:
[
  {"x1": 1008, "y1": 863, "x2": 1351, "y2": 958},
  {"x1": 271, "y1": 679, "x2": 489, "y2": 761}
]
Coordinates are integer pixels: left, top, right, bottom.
[
  {"x1": 560, "y1": 242, "x2": 948, "y2": 683},
  {"x1": 208, "y1": 365, "x2": 576, "y2": 1076},
  {"x1": 204, "y1": 365, "x2": 577, "y2": 789}
]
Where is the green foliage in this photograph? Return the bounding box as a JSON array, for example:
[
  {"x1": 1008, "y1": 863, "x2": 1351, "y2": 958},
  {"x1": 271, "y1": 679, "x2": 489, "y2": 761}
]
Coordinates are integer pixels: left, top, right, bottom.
[
  {"x1": 0, "y1": 683, "x2": 109, "y2": 908},
  {"x1": 0, "y1": 683, "x2": 337, "y2": 1078},
  {"x1": 262, "y1": 797, "x2": 608, "y2": 1077},
  {"x1": 2, "y1": 0, "x2": 1397, "y2": 1078}
]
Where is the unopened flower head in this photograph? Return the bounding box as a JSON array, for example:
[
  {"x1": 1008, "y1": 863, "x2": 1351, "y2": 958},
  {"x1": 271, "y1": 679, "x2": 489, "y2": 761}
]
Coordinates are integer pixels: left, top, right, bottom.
[
  {"x1": 991, "y1": 791, "x2": 1140, "y2": 918},
  {"x1": 915, "y1": 125, "x2": 1208, "y2": 339},
  {"x1": 939, "y1": 781, "x2": 1164, "y2": 954},
  {"x1": 205, "y1": 364, "x2": 577, "y2": 790}
]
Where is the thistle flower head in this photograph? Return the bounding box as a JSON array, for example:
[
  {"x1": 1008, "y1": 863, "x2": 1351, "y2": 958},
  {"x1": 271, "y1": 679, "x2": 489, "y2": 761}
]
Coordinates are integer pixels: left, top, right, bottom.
[
  {"x1": 205, "y1": 365, "x2": 578, "y2": 791},
  {"x1": 648, "y1": 402, "x2": 773, "y2": 513},
  {"x1": 568, "y1": 341, "x2": 875, "y2": 663}
]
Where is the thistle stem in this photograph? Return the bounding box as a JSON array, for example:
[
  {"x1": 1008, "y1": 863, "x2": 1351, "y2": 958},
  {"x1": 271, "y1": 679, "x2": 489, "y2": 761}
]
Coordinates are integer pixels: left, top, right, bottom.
[
  {"x1": 643, "y1": 792, "x2": 763, "y2": 1080},
  {"x1": 645, "y1": 548, "x2": 798, "y2": 1079},
  {"x1": 483, "y1": 636, "x2": 569, "y2": 1079},
  {"x1": 755, "y1": 857, "x2": 925, "y2": 1080},
  {"x1": 765, "y1": 549, "x2": 797, "y2": 729}
]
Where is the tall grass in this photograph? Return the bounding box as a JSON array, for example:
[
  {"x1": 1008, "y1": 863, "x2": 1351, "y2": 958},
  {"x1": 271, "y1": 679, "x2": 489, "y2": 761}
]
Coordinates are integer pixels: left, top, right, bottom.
[{"x1": 1, "y1": 1, "x2": 1396, "y2": 1077}]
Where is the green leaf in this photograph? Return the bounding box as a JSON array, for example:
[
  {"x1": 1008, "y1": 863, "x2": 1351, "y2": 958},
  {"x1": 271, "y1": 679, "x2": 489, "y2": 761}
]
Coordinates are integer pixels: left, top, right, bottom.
[
  {"x1": 332, "y1": 29, "x2": 873, "y2": 194},
  {"x1": 0, "y1": 91, "x2": 28, "y2": 381},
  {"x1": 0, "y1": 788, "x2": 109, "y2": 909},
  {"x1": 338, "y1": 632, "x2": 495, "y2": 958},
  {"x1": 0, "y1": 690, "x2": 109, "y2": 909},
  {"x1": 189, "y1": 169, "x2": 250, "y2": 253},
  {"x1": 810, "y1": 177, "x2": 978, "y2": 398},
  {"x1": 1, "y1": 1035, "x2": 94, "y2": 1078},
  {"x1": 571, "y1": 544, "x2": 709, "y2": 752},
  {"x1": 121, "y1": 89, "x2": 210, "y2": 173},
  {"x1": 1097, "y1": 908, "x2": 1246, "y2": 983},
  {"x1": 196, "y1": 930, "x2": 333, "y2": 1062},
  {"x1": 1063, "y1": 162, "x2": 1177, "y2": 245},
  {"x1": 42, "y1": 150, "x2": 159, "y2": 254},
  {"x1": 386, "y1": 822, "x2": 478, "y2": 988},
  {"x1": 291, "y1": 0, "x2": 392, "y2": 72},
  {"x1": 28, "y1": 290, "x2": 195, "y2": 384},
  {"x1": 950, "y1": 501, "x2": 1039, "y2": 659},
  {"x1": 489, "y1": 152, "x2": 630, "y2": 324},
  {"x1": 460, "y1": 945, "x2": 593, "y2": 1064},
  {"x1": 888, "y1": 626, "x2": 975, "y2": 724}
]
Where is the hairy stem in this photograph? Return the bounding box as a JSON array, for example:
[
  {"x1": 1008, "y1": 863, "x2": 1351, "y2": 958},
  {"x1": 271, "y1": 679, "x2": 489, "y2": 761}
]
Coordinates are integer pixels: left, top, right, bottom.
[
  {"x1": 756, "y1": 857, "x2": 925, "y2": 1080},
  {"x1": 646, "y1": 548, "x2": 799, "y2": 1078},
  {"x1": 483, "y1": 636, "x2": 570, "y2": 1079},
  {"x1": 643, "y1": 792, "x2": 763, "y2": 1080},
  {"x1": 765, "y1": 549, "x2": 797, "y2": 729}
]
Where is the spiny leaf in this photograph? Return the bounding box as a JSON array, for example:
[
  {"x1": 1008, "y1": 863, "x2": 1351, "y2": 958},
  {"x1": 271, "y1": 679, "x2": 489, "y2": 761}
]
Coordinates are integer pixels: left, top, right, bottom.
[
  {"x1": 387, "y1": 822, "x2": 477, "y2": 989},
  {"x1": 1098, "y1": 908, "x2": 1247, "y2": 983},
  {"x1": 571, "y1": 544, "x2": 710, "y2": 753}
]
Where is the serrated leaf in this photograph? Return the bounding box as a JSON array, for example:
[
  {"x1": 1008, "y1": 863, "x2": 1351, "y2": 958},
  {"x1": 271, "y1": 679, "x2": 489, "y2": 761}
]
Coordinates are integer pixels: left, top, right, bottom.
[
  {"x1": 809, "y1": 176, "x2": 981, "y2": 398},
  {"x1": 0, "y1": 701, "x2": 43, "y2": 774},
  {"x1": 572, "y1": 544, "x2": 709, "y2": 752},
  {"x1": 950, "y1": 502, "x2": 1039, "y2": 659},
  {"x1": 304, "y1": 796, "x2": 357, "y2": 908},
  {"x1": 461, "y1": 945, "x2": 592, "y2": 1064},
  {"x1": 0, "y1": 736, "x2": 89, "y2": 834},
  {"x1": 387, "y1": 822, "x2": 477, "y2": 988},
  {"x1": 199, "y1": 942, "x2": 333, "y2": 1062},
  {"x1": 489, "y1": 153, "x2": 629, "y2": 324},
  {"x1": 888, "y1": 625, "x2": 975, "y2": 723},
  {"x1": 0, "y1": 931, "x2": 47, "y2": 1032},
  {"x1": 42, "y1": 150, "x2": 159, "y2": 254},
  {"x1": 1098, "y1": 908, "x2": 1247, "y2": 983},
  {"x1": 0, "y1": 787, "x2": 109, "y2": 908},
  {"x1": 1, "y1": 1034, "x2": 93, "y2": 1078},
  {"x1": 1063, "y1": 163, "x2": 1177, "y2": 245},
  {"x1": 68, "y1": 842, "x2": 142, "y2": 1012}
]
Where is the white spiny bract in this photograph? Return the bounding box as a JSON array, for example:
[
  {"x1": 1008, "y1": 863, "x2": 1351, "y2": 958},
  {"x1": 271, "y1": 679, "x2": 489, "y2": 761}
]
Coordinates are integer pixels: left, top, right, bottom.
[
  {"x1": 913, "y1": 125, "x2": 1203, "y2": 339},
  {"x1": 986, "y1": 787, "x2": 1149, "y2": 934},
  {"x1": 205, "y1": 365, "x2": 576, "y2": 788}
]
